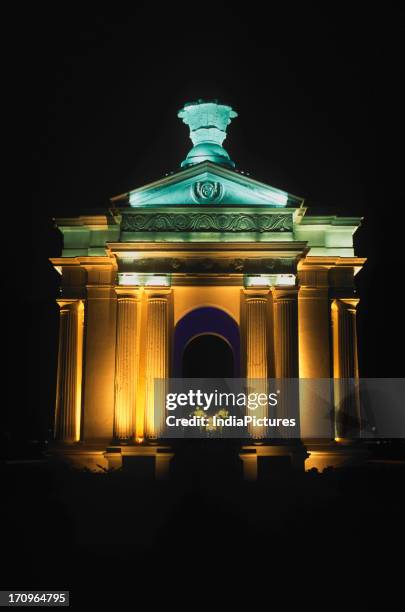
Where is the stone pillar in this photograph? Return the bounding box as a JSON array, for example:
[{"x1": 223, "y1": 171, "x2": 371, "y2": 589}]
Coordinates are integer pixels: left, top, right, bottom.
[
  {"x1": 272, "y1": 287, "x2": 299, "y2": 438},
  {"x1": 54, "y1": 300, "x2": 84, "y2": 443},
  {"x1": 272, "y1": 287, "x2": 299, "y2": 378},
  {"x1": 298, "y1": 272, "x2": 333, "y2": 439},
  {"x1": 244, "y1": 290, "x2": 269, "y2": 380},
  {"x1": 243, "y1": 290, "x2": 269, "y2": 439},
  {"x1": 298, "y1": 287, "x2": 330, "y2": 378},
  {"x1": 113, "y1": 289, "x2": 141, "y2": 443},
  {"x1": 82, "y1": 283, "x2": 117, "y2": 441},
  {"x1": 144, "y1": 290, "x2": 171, "y2": 440},
  {"x1": 331, "y1": 298, "x2": 360, "y2": 439}
]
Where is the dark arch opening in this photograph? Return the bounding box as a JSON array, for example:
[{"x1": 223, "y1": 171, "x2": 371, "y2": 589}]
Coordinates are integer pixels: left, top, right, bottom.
[
  {"x1": 182, "y1": 334, "x2": 234, "y2": 378},
  {"x1": 173, "y1": 307, "x2": 240, "y2": 377},
  {"x1": 171, "y1": 308, "x2": 242, "y2": 483}
]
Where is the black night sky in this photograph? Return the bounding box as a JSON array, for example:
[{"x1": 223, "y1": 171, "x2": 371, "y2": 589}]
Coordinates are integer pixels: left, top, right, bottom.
[
  {"x1": 8, "y1": 3, "x2": 403, "y2": 443},
  {"x1": 13, "y1": 3, "x2": 404, "y2": 438},
  {"x1": 7, "y1": 3, "x2": 403, "y2": 440},
  {"x1": 4, "y1": 3, "x2": 404, "y2": 603}
]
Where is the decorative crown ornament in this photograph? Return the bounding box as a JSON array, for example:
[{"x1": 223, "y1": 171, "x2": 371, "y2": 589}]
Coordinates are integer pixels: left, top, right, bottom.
[{"x1": 178, "y1": 99, "x2": 238, "y2": 168}]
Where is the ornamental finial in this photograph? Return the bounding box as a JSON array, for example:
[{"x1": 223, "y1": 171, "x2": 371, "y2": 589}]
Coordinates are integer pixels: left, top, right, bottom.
[{"x1": 178, "y1": 99, "x2": 238, "y2": 168}]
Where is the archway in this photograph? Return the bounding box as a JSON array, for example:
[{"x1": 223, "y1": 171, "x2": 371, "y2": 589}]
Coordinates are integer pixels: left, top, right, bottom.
[
  {"x1": 171, "y1": 307, "x2": 242, "y2": 481},
  {"x1": 182, "y1": 334, "x2": 234, "y2": 378},
  {"x1": 173, "y1": 306, "x2": 240, "y2": 377}
]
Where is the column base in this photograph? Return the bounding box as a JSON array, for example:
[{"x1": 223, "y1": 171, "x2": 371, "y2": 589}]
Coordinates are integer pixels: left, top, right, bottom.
[
  {"x1": 305, "y1": 440, "x2": 370, "y2": 472},
  {"x1": 105, "y1": 444, "x2": 174, "y2": 480},
  {"x1": 47, "y1": 442, "x2": 174, "y2": 478},
  {"x1": 46, "y1": 442, "x2": 110, "y2": 472},
  {"x1": 239, "y1": 442, "x2": 309, "y2": 481},
  {"x1": 45, "y1": 440, "x2": 371, "y2": 478}
]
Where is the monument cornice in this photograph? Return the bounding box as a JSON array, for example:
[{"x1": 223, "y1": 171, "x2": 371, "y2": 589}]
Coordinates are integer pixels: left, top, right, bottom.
[
  {"x1": 298, "y1": 255, "x2": 366, "y2": 272},
  {"x1": 54, "y1": 214, "x2": 118, "y2": 227},
  {"x1": 50, "y1": 256, "x2": 117, "y2": 267},
  {"x1": 106, "y1": 241, "x2": 309, "y2": 257}
]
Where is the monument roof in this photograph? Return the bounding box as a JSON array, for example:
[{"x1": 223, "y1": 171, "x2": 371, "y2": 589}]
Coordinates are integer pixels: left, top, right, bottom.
[
  {"x1": 110, "y1": 100, "x2": 305, "y2": 209},
  {"x1": 110, "y1": 160, "x2": 305, "y2": 209}
]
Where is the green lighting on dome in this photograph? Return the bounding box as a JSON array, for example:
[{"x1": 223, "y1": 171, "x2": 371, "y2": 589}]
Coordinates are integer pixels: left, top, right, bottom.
[{"x1": 178, "y1": 100, "x2": 237, "y2": 168}]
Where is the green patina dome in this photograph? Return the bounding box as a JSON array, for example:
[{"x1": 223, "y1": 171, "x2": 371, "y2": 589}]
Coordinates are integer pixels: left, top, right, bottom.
[
  {"x1": 178, "y1": 99, "x2": 238, "y2": 168},
  {"x1": 181, "y1": 141, "x2": 233, "y2": 167}
]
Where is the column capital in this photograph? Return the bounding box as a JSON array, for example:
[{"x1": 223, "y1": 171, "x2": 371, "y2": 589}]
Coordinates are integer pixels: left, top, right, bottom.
[
  {"x1": 56, "y1": 298, "x2": 83, "y2": 312},
  {"x1": 332, "y1": 297, "x2": 359, "y2": 314},
  {"x1": 243, "y1": 288, "x2": 270, "y2": 299},
  {"x1": 144, "y1": 288, "x2": 172, "y2": 300},
  {"x1": 298, "y1": 286, "x2": 329, "y2": 300},
  {"x1": 114, "y1": 287, "x2": 142, "y2": 300},
  {"x1": 271, "y1": 286, "x2": 299, "y2": 301}
]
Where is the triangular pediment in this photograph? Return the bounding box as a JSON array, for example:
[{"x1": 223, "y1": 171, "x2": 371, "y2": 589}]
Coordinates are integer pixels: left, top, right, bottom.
[{"x1": 111, "y1": 162, "x2": 304, "y2": 209}]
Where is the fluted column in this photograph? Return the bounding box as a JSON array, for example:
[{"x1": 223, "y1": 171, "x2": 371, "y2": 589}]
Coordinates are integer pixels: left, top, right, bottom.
[
  {"x1": 144, "y1": 290, "x2": 171, "y2": 439},
  {"x1": 298, "y1": 270, "x2": 333, "y2": 439},
  {"x1": 298, "y1": 287, "x2": 330, "y2": 377},
  {"x1": 113, "y1": 289, "x2": 140, "y2": 443},
  {"x1": 272, "y1": 287, "x2": 299, "y2": 438},
  {"x1": 331, "y1": 298, "x2": 360, "y2": 438},
  {"x1": 244, "y1": 289, "x2": 269, "y2": 439},
  {"x1": 273, "y1": 287, "x2": 299, "y2": 378},
  {"x1": 82, "y1": 282, "x2": 117, "y2": 441},
  {"x1": 54, "y1": 300, "x2": 84, "y2": 443}
]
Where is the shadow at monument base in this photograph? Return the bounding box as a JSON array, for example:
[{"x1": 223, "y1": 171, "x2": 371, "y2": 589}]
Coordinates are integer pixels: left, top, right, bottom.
[
  {"x1": 5, "y1": 457, "x2": 405, "y2": 605},
  {"x1": 43, "y1": 439, "x2": 377, "y2": 480},
  {"x1": 169, "y1": 439, "x2": 244, "y2": 484},
  {"x1": 166, "y1": 438, "x2": 309, "y2": 484}
]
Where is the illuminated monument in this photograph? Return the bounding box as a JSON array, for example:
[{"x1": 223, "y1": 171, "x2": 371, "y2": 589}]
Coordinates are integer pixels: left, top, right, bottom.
[{"x1": 50, "y1": 100, "x2": 365, "y2": 477}]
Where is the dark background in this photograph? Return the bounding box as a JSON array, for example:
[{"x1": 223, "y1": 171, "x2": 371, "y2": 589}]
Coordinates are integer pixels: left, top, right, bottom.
[
  {"x1": 4, "y1": 3, "x2": 404, "y2": 603},
  {"x1": 8, "y1": 3, "x2": 403, "y2": 442}
]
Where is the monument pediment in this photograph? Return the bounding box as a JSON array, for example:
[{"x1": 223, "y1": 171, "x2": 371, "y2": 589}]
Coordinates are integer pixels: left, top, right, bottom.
[
  {"x1": 111, "y1": 162, "x2": 304, "y2": 209},
  {"x1": 55, "y1": 99, "x2": 361, "y2": 256}
]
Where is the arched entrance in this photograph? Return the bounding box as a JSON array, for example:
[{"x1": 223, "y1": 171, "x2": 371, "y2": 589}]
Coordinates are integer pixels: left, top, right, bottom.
[
  {"x1": 171, "y1": 307, "x2": 242, "y2": 482},
  {"x1": 173, "y1": 306, "x2": 240, "y2": 377},
  {"x1": 182, "y1": 334, "x2": 234, "y2": 378}
]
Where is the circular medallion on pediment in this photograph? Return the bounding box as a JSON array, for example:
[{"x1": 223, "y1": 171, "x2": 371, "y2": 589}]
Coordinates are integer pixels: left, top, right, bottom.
[{"x1": 191, "y1": 180, "x2": 224, "y2": 203}]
